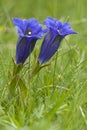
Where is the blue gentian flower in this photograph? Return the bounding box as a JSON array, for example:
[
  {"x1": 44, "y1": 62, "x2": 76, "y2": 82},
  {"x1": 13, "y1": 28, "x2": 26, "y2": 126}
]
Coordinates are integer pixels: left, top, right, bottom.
[
  {"x1": 38, "y1": 17, "x2": 77, "y2": 64},
  {"x1": 13, "y1": 18, "x2": 45, "y2": 64}
]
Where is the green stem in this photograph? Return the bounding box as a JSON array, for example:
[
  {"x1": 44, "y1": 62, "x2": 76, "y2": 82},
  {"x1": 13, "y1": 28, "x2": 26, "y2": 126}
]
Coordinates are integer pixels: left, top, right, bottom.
[
  {"x1": 30, "y1": 61, "x2": 50, "y2": 79},
  {"x1": 30, "y1": 61, "x2": 41, "y2": 78}
]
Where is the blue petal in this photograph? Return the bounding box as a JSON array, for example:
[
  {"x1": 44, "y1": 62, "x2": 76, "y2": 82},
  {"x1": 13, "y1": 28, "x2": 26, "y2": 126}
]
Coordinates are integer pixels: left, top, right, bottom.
[
  {"x1": 26, "y1": 18, "x2": 44, "y2": 38},
  {"x1": 43, "y1": 17, "x2": 78, "y2": 37},
  {"x1": 38, "y1": 30, "x2": 63, "y2": 64},
  {"x1": 43, "y1": 17, "x2": 56, "y2": 29},
  {"x1": 12, "y1": 18, "x2": 26, "y2": 35},
  {"x1": 13, "y1": 17, "x2": 45, "y2": 38},
  {"x1": 16, "y1": 37, "x2": 36, "y2": 64}
]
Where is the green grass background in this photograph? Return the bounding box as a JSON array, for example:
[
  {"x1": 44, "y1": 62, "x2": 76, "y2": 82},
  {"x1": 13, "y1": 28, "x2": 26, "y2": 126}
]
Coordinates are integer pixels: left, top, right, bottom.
[{"x1": 0, "y1": 0, "x2": 87, "y2": 130}]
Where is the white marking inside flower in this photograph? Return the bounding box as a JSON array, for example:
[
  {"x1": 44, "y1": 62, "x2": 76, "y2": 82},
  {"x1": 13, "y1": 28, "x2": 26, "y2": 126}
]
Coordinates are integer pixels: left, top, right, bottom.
[
  {"x1": 28, "y1": 31, "x2": 31, "y2": 35},
  {"x1": 57, "y1": 29, "x2": 62, "y2": 34}
]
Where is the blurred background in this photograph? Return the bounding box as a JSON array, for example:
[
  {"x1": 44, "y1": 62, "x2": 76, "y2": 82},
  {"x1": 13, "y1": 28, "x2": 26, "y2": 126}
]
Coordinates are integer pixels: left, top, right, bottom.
[
  {"x1": 0, "y1": 0, "x2": 87, "y2": 22},
  {"x1": 0, "y1": 0, "x2": 86, "y2": 39},
  {"x1": 0, "y1": 0, "x2": 87, "y2": 46}
]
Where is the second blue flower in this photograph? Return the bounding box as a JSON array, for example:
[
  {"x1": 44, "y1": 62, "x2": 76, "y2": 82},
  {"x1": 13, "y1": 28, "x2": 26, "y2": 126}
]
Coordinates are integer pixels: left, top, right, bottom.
[{"x1": 38, "y1": 17, "x2": 77, "y2": 64}]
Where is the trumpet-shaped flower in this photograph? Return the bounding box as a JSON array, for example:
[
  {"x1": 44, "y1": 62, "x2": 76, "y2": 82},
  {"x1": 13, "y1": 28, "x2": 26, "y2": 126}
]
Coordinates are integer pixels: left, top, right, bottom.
[
  {"x1": 13, "y1": 18, "x2": 45, "y2": 64},
  {"x1": 38, "y1": 17, "x2": 77, "y2": 64}
]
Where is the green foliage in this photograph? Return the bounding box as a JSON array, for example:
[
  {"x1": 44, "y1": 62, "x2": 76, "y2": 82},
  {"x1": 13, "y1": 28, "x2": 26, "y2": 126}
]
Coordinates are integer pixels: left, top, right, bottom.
[{"x1": 0, "y1": 0, "x2": 87, "y2": 130}]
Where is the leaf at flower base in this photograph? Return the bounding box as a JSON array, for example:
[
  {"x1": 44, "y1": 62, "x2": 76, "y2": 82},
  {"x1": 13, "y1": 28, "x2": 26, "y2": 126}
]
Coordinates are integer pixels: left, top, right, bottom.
[
  {"x1": 12, "y1": 58, "x2": 23, "y2": 75},
  {"x1": 8, "y1": 74, "x2": 27, "y2": 105}
]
